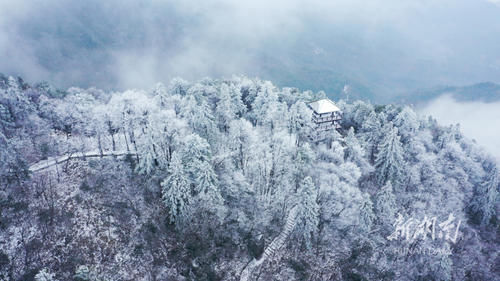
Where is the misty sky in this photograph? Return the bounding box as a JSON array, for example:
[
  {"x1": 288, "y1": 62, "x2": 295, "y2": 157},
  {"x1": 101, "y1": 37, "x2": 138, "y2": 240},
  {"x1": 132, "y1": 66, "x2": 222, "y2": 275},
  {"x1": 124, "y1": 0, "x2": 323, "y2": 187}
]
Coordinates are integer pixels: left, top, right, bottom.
[
  {"x1": 1, "y1": 0, "x2": 500, "y2": 160},
  {"x1": 1, "y1": 0, "x2": 500, "y2": 99}
]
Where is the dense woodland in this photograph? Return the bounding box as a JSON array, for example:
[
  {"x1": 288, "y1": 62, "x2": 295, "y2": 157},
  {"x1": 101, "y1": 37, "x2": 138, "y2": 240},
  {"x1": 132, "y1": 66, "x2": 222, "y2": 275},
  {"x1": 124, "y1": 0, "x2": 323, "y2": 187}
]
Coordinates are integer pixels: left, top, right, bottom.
[{"x1": 0, "y1": 74, "x2": 498, "y2": 281}]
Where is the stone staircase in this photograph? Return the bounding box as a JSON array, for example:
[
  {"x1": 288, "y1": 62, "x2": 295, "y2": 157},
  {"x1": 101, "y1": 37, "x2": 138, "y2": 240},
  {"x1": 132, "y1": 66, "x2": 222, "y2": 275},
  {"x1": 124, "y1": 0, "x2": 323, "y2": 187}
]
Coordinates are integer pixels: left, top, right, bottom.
[{"x1": 240, "y1": 205, "x2": 299, "y2": 281}]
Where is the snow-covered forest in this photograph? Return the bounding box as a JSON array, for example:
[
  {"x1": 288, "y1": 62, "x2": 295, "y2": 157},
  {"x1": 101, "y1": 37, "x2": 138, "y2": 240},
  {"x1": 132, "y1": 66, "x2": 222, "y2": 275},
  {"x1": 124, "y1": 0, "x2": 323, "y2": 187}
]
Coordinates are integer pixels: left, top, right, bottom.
[{"x1": 0, "y1": 74, "x2": 498, "y2": 280}]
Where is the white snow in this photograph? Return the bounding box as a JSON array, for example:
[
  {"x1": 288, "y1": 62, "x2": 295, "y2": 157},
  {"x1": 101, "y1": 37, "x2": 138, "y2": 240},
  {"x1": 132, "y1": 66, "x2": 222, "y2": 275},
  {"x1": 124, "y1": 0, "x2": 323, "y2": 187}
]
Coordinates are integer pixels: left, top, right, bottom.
[{"x1": 308, "y1": 99, "x2": 340, "y2": 114}]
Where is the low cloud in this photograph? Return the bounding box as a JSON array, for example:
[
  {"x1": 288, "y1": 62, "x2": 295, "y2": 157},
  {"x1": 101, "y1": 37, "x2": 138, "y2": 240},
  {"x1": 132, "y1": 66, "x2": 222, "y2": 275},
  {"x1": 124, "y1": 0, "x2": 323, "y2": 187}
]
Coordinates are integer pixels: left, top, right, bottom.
[
  {"x1": 420, "y1": 95, "x2": 500, "y2": 161},
  {"x1": 0, "y1": 0, "x2": 500, "y2": 95},
  {"x1": 487, "y1": 0, "x2": 500, "y2": 6}
]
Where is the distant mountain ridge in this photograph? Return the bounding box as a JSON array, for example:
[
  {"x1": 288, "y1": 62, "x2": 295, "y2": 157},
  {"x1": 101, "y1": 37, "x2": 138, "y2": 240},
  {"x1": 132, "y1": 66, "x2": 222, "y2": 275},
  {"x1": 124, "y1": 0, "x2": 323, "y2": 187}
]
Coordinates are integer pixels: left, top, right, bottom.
[{"x1": 398, "y1": 82, "x2": 500, "y2": 104}]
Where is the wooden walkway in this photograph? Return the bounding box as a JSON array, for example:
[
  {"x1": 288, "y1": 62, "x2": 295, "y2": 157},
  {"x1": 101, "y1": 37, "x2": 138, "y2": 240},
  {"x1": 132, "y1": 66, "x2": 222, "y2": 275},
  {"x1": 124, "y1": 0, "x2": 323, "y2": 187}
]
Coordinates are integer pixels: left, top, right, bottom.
[{"x1": 29, "y1": 150, "x2": 137, "y2": 172}]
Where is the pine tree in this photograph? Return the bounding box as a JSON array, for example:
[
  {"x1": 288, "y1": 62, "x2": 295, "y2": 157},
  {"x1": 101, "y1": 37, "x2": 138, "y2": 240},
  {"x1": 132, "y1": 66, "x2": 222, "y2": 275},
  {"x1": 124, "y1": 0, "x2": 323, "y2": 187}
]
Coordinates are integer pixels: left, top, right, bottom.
[
  {"x1": 470, "y1": 163, "x2": 499, "y2": 225},
  {"x1": 0, "y1": 132, "x2": 10, "y2": 183},
  {"x1": 288, "y1": 101, "x2": 314, "y2": 145},
  {"x1": 228, "y1": 119, "x2": 256, "y2": 172},
  {"x1": 192, "y1": 99, "x2": 216, "y2": 141},
  {"x1": 360, "y1": 111, "x2": 381, "y2": 163},
  {"x1": 161, "y1": 152, "x2": 191, "y2": 227},
  {"x1": 294, "y1": 144, "x2": 315, "y2": 190},
  {"x1": 229, "y1": 83, "x2": 246, "y2": 117},
  {"x1": 344, "y1": 127, "x2": 372, "y2": 174},
  {"x1": 428, "y1": 243, "x2": 453, "y2": 281},
  {"x1": 194, "y1": 160, "x2": 225, "y2": 221},
  {"x1": 180, "y1": 134, "x2": 211, "y2": 171},
  {"x1": 194, "y1": 161, "x2": 222, "y2": 200},
  {"x1": 436, "y1": 124, "x2": 461, "y2": 150},
  {"x1": 180, "y1": 94, "x2": 215, "y2": 140},
  {"x1": 168, "y1": 77, "x2": 189, "y2": 96},
  {"x1": 250, "y1": 82, "x2": 276, "y2": 123},
  {"x1": 344, "y1": 127, "x2": 358, "y2": 160},
  {"x1": 374, "y1": 181, "x2": 397, "y2": 227},
  {"x1": 215, "y1": 84, "x2": 236, "y2": 132},
  {"x1": 135, "y1": 128, "x2": 157, "y2": 175},
  {"x1": 250, "y1": 81, "x2": 286, "y2": 129},
  {"x1": 375, "y1": 123, "x2": 405, "y2": 187},
  {"x1": 358, "y1": 193, "x2": 375, "y2": 231},
  {"x1": 296, "y1": 176, "x2": 320, "y2": 249},
  {"x1": 393, "y1": 106, "x2": 418, "y2": 143},
  {"x1": 152, "y1": 82, "x2": 169, "y2": 108},
  {"x1": 343, "y1": 100, "x2": 374, "y2": 128},
  {"x1": 352, "y1": 100, "x2": 374, "y2": 127}
]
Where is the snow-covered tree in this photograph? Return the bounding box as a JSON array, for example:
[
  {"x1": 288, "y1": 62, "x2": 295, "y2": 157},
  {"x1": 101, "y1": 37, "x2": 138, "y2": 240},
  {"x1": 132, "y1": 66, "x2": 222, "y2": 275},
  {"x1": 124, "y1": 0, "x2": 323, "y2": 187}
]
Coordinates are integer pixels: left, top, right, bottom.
[
  {"x1": 427, "y1": 244, "x2": 453, "y2": 281},
  {"x1": 375, "y1": 123, "x2": 405, "y2": 187},
  {"x1": 74, "y1": 265, "x2": 96, "y2": 281},
  {"x1": 195, "y1": 161, "x2": 220, "y2": 197},
  {"x1": 193, "y1": 160, "x2": 225, "y2": 221},
  {"x1": 436, "y1": 124, "x2": 461, "y2": 150},
  {"x1": 296, "y1": 176, "x2": 320, "y2": 249},
  {"x1": 293, "y1": 143, "x2": 315, "y2": 189},
  {"x1": 249, "y1": 131, "x2": 295, "y2": 204},
  {"x1": 470, "y1": 162, "x2": 499, "y2": 225},
  {"x1": 344, "y1": 127, "x2": 372, "y2": 174},
  {"x1": 0, "y1": 132, "x2": 11, "y2": 182},
  {"x1": 228, "y1": 118, "x2": 257, "y2": 173},
  {"x1": 343, "y1": 100, "x2": 374, "y2": 128},
  {"x1": 180, "y1": 133, "x2": 212, "y2": 173},
  {"x1": 358, "y1": 193, "x2": 375, "y2": 231},
  {"x1": 392, "y1": 106, "x2": 418, "y2": 143},
  {"x1": 251, "y1": 81, "x2": 287, "y2": 129},
  {"x1": 152, "y1": 82, "x2": 169, "y2": 108},
  {"x1": 161, "y1": 152, "x2": 192, "y2": 227},
  {"x1": 188, "y1": 98, "x2": 216, "y2": 141},
  {"x1": 360, "y1": 111, "x2": 381, "y2": 162},
  {"x1": 288, "y1": 101, "x2": 314, "y2": 144},
  {"x1": 35, "y1": 268, "x2": 58, "y2": 281},
  {"x1": 150, "y1": 110, "x2": 186, "y2": 168},
  {"x1": 135, "y1": 127, "x2": 158, "y2": 175},
  {"x1": 228, "y1": 83, "x2": 246, "y2": 117},
  {"x1": 215, "y1": 83, "x2": 236, "y2": 132},
  {"x1": 374, "y1": 181, "x2": 397, "y2": 228},
  {"x1": 168, "y1": 77, "x2": 189, "y2": 96}
]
